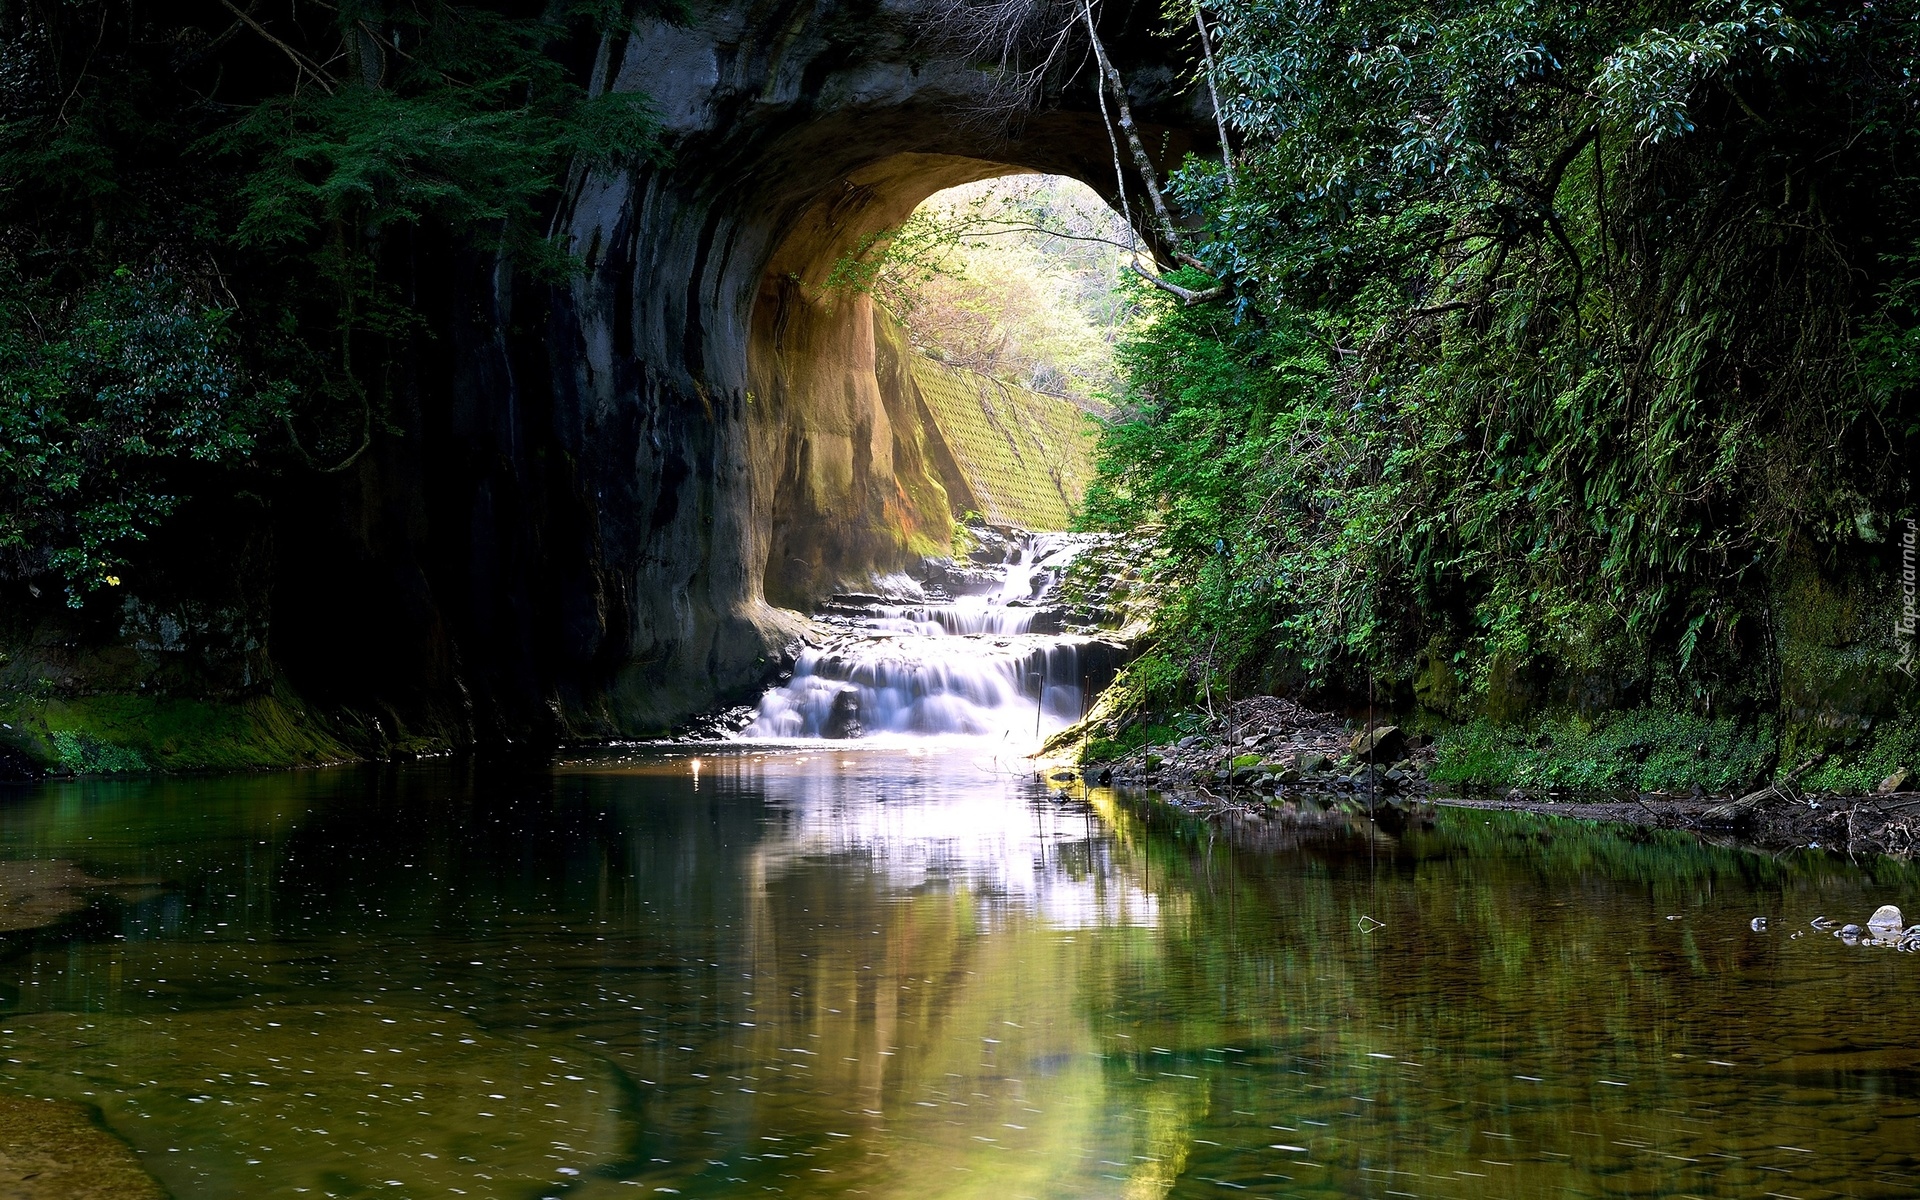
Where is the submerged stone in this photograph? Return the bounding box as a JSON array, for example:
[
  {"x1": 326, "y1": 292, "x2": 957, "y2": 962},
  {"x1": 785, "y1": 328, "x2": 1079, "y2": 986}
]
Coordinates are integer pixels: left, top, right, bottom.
[{"x1": 0, "y1": 1095, "x2": 164, "y2": 1199}]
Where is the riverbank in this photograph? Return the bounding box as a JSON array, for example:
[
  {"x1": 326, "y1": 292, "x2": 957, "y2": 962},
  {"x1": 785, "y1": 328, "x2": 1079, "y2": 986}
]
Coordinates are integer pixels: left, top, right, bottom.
[
  {"x1": 1074, "y1": 769, "x2": 1920, "y2": 859},
  {"x1": 1058, "y1": 694, "x2": 1920, "y2": 858}
]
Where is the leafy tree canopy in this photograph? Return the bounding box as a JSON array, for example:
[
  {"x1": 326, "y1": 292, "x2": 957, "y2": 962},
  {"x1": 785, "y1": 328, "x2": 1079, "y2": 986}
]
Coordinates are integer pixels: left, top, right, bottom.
[
  {"x1": 0, "y1": 0, "x2": 657, "y2": 602},
  {"x1": 1086, "y1": 0, "x2": 1920, "y2": 716}
]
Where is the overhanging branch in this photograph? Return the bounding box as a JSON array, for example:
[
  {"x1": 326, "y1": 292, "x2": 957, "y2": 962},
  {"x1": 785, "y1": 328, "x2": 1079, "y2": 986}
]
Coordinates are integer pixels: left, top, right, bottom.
[{"x1": 1131, "y1": 261, "x2": 1225, "y2": 304}]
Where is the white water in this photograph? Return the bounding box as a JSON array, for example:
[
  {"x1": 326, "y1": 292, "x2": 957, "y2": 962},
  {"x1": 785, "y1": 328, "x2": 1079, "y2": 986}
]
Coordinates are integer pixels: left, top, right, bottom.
[{"x1": 742, "y1": 533, "x2": 1104, "y2": 749}]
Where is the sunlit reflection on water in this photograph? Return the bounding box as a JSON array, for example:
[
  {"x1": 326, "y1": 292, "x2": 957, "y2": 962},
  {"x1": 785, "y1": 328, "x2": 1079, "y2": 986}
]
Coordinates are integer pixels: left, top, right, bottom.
[{"x1": 0, "y1": 750, "x2": 1916, "y2": 1197}]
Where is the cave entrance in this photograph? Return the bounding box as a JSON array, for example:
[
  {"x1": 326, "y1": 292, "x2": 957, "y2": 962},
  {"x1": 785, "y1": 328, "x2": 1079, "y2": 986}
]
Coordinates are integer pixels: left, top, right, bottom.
[{"x1": 748, "y1": 157, "x2": 1134, "y2": 610}]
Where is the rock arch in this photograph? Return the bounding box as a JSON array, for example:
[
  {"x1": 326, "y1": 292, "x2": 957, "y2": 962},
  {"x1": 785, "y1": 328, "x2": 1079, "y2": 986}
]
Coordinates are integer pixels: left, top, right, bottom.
[{"x1": 276, "y1": 0, "x2": 1209, "y2": 744}]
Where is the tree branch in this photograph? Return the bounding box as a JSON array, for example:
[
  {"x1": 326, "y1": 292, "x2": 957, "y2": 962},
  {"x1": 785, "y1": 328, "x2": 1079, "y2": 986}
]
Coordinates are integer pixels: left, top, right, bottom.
[
  {"x1": 1131, "y1": 261, "x2": 1224, "y2": 304},
  {"x1": 1081, "y1": 0, "x2": 1183, "y2": 253},
  {"x1": 216, "y1": 0, "x2": 335, "y2": 93},
  {"x1": 1193, "y1": 2, "x2": 1234, "y2": 188}
]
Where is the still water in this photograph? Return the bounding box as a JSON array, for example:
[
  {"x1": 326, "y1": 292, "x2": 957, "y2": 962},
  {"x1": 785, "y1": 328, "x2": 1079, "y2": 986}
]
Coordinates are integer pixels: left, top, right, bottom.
[{"x1": 1, "y1": 749, "x2": 1917, "y2": 1198}]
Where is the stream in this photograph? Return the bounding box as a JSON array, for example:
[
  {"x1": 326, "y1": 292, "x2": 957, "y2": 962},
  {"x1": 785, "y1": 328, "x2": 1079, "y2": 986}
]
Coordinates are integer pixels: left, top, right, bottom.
[
  {"x1": 1, "y1": 542, "x2": 1918, "y2": 1197},
  {"x1": 0, "y1": 753, "x2": 1918, "y2": 1197}
]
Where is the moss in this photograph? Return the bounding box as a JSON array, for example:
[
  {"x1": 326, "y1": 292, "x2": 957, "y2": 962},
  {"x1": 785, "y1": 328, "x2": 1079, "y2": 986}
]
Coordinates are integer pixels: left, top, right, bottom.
[
  {"x1": 47, "y1": 729, "x2": 150, "y2": 773},
  {"x1": 912, "y1": 356, "x2": 1098, "y2": 531},
  {"x1": 1078, "y1": 717, "x2": 1182, "y2": 765},
  {"x1": 1796, "y1": 721, "x2": 1920, "y2": 793},
  {"x1": 1772, "y1": 548, "x2": 1911, "y2": 732},
  {"x1": 1411, "y1": 636, "x2": 1459, "y2": 717},
  {"x1": 0, "y1": 685, "x2": 353, "y2": 775},
  {"x1": 1479, "y1": 650, "x2": 1534, "y2": 724},
  {"x1": 1430, "y1": 707, "x2": 1777, "y2": 794}
]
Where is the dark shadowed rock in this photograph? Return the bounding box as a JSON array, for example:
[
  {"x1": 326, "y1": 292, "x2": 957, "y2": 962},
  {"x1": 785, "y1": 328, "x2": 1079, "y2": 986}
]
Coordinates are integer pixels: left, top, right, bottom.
[
  {"x1": 1349, "y1": 726, "x2": 1408, "y2": 764},
  {"x1": 821, "y1": 690, "x2": 863, "y2": 740}
]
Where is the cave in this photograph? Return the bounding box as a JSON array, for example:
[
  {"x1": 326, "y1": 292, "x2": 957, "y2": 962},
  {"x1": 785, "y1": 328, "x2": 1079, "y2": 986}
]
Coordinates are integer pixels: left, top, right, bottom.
[{"x1": 251, "y1": 1, "x2": 1208, "y2": 751}]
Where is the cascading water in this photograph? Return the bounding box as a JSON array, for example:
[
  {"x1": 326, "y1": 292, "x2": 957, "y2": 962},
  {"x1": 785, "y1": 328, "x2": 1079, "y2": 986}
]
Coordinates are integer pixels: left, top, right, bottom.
[{"x1": 742, "y1": 531, "x2": 1123, "y2": 749}]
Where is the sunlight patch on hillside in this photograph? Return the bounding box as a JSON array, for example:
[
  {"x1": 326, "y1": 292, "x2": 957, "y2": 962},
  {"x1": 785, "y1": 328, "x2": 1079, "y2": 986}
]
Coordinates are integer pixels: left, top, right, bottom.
[{"x1": 851, "y1": 175, "x2": 1137, "y2": 405}]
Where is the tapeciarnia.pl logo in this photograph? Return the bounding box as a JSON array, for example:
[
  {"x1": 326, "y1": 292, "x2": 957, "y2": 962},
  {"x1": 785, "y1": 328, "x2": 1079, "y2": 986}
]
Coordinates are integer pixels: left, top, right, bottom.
[{"x1": 1900, "y1": 518, "x2": 1917, "y2": 677}]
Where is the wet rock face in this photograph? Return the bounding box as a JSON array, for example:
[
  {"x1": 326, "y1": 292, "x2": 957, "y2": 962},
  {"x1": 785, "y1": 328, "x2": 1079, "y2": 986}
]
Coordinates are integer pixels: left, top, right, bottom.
[{"x1": 265, "y1": 0, "x2": 1203, "y2": 745}]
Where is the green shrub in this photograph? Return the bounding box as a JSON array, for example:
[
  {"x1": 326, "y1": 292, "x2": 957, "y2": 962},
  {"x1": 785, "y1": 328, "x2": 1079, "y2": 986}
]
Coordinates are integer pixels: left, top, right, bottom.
[
  {"x1": 1078, "y1": 717, "x2": 1182, "y2": 764},
  {"x1": 49, "y1": 730, "x2": 149, "y2": 774}
]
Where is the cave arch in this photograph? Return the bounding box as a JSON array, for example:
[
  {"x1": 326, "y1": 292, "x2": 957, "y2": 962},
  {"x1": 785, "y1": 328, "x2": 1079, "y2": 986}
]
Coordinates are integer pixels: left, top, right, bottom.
[
  {"x1": 533, "y1": 3, "x2": 1209, "y2": 733},
  {"x1": 279, "y1": 1, "x2": 1212, "y2": 744}
]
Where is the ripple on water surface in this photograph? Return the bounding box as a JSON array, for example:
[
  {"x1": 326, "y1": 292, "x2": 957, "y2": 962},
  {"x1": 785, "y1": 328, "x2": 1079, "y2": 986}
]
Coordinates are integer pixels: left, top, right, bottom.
[{"x1": 0, "y1": 750, "x2": 1916, "y2": 1198}]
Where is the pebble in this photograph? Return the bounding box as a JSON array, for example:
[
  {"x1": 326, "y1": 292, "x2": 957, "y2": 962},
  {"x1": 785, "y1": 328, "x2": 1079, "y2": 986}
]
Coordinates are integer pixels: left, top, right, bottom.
[{"x1": 1867, "y1": 905, "x2": 1905, "y2": 938}]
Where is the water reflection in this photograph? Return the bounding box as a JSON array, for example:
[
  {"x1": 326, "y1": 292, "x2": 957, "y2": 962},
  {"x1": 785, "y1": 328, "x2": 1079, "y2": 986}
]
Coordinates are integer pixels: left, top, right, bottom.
[{"x1": 0, "y1": 753, "x2": 1915, "y2": 1198}]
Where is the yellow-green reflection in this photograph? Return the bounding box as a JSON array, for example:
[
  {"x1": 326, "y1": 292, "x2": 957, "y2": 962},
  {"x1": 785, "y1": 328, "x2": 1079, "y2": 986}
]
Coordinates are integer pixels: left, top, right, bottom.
[{"x1": 0, "y1": 753, "x2": 1913, "y2": 1198}]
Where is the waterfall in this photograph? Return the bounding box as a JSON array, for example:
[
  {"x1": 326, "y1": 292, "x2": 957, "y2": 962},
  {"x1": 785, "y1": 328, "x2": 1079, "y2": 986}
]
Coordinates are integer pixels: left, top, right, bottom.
[{"x1": 742, "y1": 532, "x2": 1121, "y2": 748}]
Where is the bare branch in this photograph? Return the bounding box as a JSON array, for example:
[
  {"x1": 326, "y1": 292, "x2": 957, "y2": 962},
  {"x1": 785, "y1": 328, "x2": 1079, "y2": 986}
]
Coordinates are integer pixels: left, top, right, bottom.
[
  {"x1": 216, "y1": 0, "x2": 335, "y2": 93},
  {"x1": 921, "y1": 0, "x2": 1082, "y2": 114},
  {"x1": 1131, "y1": 261, "x2": 1224, "y2": 304},
  {"x1": 1193, "y1": 3, "x2": 1234, "y2": 187},
  {"x1": 1081, "y1": 0, "x2": 1183, "y2": 253}
]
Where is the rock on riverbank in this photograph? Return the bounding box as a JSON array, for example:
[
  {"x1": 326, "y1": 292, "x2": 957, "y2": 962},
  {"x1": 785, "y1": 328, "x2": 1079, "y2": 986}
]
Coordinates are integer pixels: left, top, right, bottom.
[{"x1": 1074, "y1": 696, "x2": 1442, "y2": 798}]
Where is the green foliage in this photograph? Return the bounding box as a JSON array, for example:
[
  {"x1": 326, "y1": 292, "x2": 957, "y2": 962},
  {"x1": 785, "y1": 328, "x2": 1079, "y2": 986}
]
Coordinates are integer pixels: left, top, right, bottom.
[
  {"x1": 0, "y1": 0, "x2": 656, "y2": 600},
  {"x1": 1081, "y1": 648, "x2": 1205, "y2": 730},
  {"x1": 222, "y1": 4, "x2": 657, "y2": 259},
  {"x1": 1079, "y1": 737, "x2": 1126, "y2": 764},
  {"x1": 1087, "y1": 0, "x2": 1920, "y2": 722},
  {"x1": 48, "y1": 729, "x2": 149, "y2": 774},
  {"x1": 826, "y1": 177, "x2": 1136, "y2": 399},
  {"x1": 1080, "y1": 280, "x2": 1354, "y2": 691},
  {"x1": 1428, "y1": 709, "x2": 1777, "y2": 794},
  {"x1": 1078, "y1": 708, "x2": 1181, "y2": 764},
  {"x1": 0, "y1": 269, "x2": 278, "y2": 602},
  {"x1": 1799, "y1": 723, "x2": 1920, "y2": 794}
]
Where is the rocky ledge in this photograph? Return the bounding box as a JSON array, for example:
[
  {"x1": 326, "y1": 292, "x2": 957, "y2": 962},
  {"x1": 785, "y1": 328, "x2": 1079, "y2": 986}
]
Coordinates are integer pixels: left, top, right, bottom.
[{"x1": 1068, "y1": 696, "x2": 1442, "y2": 799}]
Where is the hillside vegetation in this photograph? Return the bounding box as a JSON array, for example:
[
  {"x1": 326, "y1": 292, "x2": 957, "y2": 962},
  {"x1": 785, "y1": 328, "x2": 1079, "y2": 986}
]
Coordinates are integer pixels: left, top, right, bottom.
[
  {"x1": 845, "y1": 175, "x2": 1135, "y2": 404},
  {"x1": 1079, "y1": 0, "x2": 1920, "y2": 787}
]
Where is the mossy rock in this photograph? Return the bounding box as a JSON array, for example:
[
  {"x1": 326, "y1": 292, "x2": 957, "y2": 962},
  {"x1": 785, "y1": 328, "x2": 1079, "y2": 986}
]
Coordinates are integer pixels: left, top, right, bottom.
[
  {"x1": 1430, "y1": 707, "x2": 1776, "y2": 794},
  {"x1": 1481, "y1": 650, "x2": 1533, "y2": 725},
  {"x1": 1412, "y1": 636, "x2": 1459, "y2": 716},
  {"x1": 1773, "y1": 548, "x2": 1916, "y2": 733},
  {"x1": 0, "y1": 688, "x2": 353, "y2": 776}
]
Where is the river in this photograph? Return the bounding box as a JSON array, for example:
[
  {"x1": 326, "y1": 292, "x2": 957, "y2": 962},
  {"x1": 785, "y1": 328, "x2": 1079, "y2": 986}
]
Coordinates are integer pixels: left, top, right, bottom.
[{"x1": 0, "y1": 749, "x2": 1918, "y2": 1198}]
